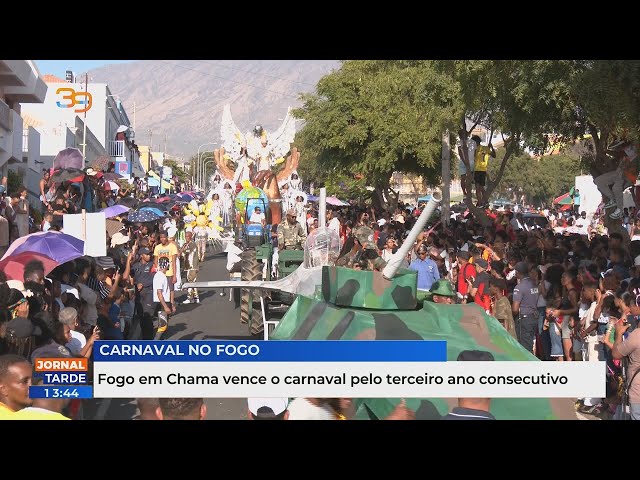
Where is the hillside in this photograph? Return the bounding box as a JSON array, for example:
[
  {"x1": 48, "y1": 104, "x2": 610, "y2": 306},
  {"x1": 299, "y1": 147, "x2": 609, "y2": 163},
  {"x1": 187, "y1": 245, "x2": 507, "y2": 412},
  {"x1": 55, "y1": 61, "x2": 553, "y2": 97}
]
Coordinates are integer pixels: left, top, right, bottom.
[{"x1": 87, "y1": 60, "x2": 339, "y2": 158}]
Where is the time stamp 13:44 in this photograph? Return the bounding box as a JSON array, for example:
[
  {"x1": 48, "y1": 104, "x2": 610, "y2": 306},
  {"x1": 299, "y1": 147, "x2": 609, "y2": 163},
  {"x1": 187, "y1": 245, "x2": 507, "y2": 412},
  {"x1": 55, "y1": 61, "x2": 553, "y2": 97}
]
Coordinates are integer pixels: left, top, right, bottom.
[{"x1": 28, "y1": 386, "x2": 93, "y2": 399}]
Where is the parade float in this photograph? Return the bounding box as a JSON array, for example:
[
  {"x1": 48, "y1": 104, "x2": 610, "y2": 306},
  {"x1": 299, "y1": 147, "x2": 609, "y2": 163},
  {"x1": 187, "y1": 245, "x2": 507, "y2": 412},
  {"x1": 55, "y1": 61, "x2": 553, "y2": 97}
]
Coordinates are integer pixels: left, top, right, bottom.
[{"x1": 211, "y1": 104, "x2": 303, "y2": 227}]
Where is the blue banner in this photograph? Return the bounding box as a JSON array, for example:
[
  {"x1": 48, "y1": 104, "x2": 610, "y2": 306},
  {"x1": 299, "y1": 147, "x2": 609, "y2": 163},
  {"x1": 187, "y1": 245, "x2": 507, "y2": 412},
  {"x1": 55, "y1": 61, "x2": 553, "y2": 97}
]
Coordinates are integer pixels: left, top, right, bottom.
[
  {"x1": 94, "y1": 340, "x2": 447, "y2": 362},
  {"x1": 29, "y1": 386, "x2": 93, "y2": 399}
]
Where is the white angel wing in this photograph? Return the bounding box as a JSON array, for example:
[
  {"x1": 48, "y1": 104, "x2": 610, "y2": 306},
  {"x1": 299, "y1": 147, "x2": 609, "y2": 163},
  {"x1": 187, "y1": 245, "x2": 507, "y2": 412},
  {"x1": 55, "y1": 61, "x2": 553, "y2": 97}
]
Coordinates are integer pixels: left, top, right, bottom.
[
  {"x1": 268, "y1": 107, "x2": 297, "y2": 159},
  {"x1": 220, "y1": 104, "x2": 244, "y2": 159}
]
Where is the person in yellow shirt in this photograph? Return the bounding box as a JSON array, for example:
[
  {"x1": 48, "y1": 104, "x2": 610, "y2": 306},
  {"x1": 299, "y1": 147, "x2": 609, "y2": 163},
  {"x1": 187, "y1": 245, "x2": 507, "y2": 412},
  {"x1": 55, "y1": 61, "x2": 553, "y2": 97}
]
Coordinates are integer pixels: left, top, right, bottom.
[
  {"x1": 471, "y1": 135, "x2": 496, "y2": 208},
  {"x1": 11, "y1": 374, "x2": 71, "y2": 420},
  {"x1": 0, "y1": 354, "x2": 33, "y2": 419},
  {"x1": 153, "y1": 230, "x2": 179, "y2": 313}
]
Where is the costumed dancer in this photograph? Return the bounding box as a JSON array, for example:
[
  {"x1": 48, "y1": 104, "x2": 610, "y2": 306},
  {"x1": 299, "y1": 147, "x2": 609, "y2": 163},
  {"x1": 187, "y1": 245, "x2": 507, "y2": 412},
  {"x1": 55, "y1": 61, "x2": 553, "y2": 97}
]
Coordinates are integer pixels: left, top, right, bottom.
[
  {"x1": 294, "y1": 194, "x2": 307, "y2": 233},
  {"x1": 221, "y1": 180, "x2": 235, "y2": 227}
]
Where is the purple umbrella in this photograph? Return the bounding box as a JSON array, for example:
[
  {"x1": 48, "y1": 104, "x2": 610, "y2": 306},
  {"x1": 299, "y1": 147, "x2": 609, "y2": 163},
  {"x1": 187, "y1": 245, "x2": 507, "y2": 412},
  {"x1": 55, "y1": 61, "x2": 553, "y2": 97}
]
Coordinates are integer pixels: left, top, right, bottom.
[
  {"x1": 53, "y1": 147, "x2": 85, "y2": 170},
  {"x1": 1, "y1": 231, "x2": 84, "y2": 264},
  {"x1": 101, "y1": 204, "x2": 130, "y2": 218}
]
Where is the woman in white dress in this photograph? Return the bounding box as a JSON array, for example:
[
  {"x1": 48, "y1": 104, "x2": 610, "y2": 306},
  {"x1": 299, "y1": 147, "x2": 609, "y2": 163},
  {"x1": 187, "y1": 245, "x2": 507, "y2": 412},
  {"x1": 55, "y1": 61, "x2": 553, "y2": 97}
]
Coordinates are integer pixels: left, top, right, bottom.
[{"x1": 294, "y1": 195, "x2": 306, "y2": 232}]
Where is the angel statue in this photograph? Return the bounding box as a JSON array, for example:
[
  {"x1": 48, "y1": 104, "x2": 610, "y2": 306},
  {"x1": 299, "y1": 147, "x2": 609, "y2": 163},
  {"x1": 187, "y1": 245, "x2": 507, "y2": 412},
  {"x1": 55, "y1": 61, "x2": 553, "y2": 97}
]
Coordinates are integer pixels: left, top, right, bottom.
[{"x1": 213, "y1": 104, "x2": 303, "y2": 226}]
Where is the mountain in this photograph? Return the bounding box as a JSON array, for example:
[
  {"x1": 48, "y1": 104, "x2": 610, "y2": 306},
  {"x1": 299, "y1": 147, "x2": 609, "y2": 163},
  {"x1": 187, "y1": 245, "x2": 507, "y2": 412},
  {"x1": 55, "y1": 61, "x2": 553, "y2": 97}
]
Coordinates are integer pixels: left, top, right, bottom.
[{"x1": 87, "y1": 60, "x2": 339, "y2": 158}]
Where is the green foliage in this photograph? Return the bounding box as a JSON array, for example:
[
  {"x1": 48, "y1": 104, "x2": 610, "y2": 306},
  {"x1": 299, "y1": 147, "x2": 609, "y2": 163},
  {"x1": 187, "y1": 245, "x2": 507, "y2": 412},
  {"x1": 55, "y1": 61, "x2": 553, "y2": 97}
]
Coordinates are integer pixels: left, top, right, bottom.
[
  {"x1": 488, "y1": 151, "x2": 582, "y2": 206},
  {"x1": 293, "y1": 61, "x2": 459, "y2": 189},
  {"x1": 163, "y1": 159, "x2": 189, "y2": 182},
  {"x1": 323, "y1": 173, "x2": 371, "y2": 200},
  {"x1": 7, "y1": 169, "x2": 23, "y2": 194}
]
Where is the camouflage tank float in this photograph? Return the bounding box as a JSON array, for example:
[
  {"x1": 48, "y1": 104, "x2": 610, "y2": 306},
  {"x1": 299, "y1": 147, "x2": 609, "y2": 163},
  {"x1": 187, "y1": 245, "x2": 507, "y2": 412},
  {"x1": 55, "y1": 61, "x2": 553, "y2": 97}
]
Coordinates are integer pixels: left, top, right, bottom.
[{"x1": 184, "y1": 191, "x2": 577, "y2": 420}]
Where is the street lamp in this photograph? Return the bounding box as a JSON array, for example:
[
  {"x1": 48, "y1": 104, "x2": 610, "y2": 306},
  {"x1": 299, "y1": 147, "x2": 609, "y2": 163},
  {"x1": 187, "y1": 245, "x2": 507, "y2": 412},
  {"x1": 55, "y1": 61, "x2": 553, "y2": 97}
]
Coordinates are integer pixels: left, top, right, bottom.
[
  {"x1": 197, "y1": 142, "x2": 217, "y2": 191},
  {"x1": 202, "y1": 158, "x2": 215, "y2": 191},
  {"x1": 200, "y1": 155, "x2": 214, "y2": 190}
]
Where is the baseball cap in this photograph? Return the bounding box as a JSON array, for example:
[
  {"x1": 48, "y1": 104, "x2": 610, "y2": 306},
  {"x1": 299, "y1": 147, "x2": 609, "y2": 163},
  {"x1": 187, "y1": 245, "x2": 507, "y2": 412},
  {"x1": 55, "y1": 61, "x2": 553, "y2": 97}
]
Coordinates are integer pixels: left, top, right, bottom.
[
  {"x1": 429, "y1": 279, "x2": 456, "y2": 297},
  {"x1": 475, "y1": 258, "x2": 488, "y2": 269},
  {"x1": 286, "y1": 208, "x2": 296, "y2": 216},
  {"x1": 247, "y1": 397, "x2": 289, "y2": 417},
  {"x1": 5, "y1": 317, "x2": 42, "y2": 338},
  {"x1": 514, "y1": 261, "x2": 530, "y2": 274},
  {"x1": 138, "y1": 247, "x2": 151, "y2": 255}
]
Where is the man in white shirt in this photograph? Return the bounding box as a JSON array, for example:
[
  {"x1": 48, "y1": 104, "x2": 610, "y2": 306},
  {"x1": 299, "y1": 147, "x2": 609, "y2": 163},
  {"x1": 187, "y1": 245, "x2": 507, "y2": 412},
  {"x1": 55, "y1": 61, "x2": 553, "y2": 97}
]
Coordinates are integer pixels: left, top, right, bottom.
[
  {"x1": 249, "y1": 206, "x2": 266, "y2": 226},
  {"x1": 153, "y1": 257, "x2": 172, "y2": 339}
]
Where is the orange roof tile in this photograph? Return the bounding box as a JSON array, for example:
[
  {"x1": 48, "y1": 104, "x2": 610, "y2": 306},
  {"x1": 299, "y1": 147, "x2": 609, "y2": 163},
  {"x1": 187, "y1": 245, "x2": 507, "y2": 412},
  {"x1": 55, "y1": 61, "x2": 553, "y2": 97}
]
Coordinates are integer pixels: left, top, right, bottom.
[{"x1": 43, "y1": 74, "x2": 67, "y2": 83}]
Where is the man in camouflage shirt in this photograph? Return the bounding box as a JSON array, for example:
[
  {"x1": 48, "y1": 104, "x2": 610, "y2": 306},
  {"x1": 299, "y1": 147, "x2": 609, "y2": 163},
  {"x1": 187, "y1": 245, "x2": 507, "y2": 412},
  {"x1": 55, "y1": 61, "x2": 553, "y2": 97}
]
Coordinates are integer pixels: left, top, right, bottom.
[{"x1": 277, "y1": 208, "x2": 307, "y2": 250}]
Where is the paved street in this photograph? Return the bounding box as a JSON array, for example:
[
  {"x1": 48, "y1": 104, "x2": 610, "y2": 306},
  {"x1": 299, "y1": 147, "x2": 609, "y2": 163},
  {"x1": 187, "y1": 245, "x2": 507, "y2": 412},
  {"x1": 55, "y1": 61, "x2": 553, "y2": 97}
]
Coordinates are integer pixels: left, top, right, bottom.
[{"x1": 98, "y1": 249, "x2": 258, "y2": 420}]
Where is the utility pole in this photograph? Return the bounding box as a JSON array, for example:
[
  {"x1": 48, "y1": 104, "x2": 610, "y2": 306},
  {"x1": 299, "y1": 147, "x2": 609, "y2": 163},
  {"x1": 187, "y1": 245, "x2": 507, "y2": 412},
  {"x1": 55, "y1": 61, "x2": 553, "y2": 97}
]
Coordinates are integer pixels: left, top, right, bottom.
[
  {"x1": 441, "y1": 130, "x2": 451, "y2": 226},
  {"x1": 82, "y1": 73, "x2": 88, "y2": 161},
  {"x1": 149, "y1": 129, "x2": 153, "y2": 150},
  {"x1": 164, "y1": 133, "x2": 167, "y2": 155}
]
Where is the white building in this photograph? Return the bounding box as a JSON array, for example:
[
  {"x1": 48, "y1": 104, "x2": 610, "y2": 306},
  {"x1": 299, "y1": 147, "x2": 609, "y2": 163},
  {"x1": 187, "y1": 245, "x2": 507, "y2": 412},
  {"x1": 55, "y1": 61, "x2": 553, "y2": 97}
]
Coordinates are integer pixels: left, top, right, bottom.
[
  {"x1": 0, "y1": 60, "x2": 48, "y2": 208},
  {"x1": 21, "y1": 74, "x2": 142, "y2": 177}
]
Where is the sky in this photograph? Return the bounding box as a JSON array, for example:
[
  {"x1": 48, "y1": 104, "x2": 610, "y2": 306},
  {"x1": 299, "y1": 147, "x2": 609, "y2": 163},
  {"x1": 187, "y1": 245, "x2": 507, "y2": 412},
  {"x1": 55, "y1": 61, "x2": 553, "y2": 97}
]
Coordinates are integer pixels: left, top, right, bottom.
[{"x1": 34, "y1": 60, "x2": 135, "y2": 78}]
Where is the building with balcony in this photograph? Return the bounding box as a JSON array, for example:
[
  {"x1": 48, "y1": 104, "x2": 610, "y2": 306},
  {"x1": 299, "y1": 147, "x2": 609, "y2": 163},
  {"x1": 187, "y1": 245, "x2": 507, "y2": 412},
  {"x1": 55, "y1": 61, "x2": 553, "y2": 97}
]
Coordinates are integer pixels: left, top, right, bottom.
[
  {"x1": 21, "y1": 75, "x2": 142, "y2": 177},
  {"x1": 0, "y1": 60, "x2": 47, "y2": 178}
]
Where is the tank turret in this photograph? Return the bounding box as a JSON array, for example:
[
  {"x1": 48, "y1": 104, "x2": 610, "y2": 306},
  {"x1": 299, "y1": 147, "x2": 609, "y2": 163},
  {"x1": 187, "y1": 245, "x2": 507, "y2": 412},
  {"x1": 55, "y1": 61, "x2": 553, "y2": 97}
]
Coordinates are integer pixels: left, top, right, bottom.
[{"x1": 320, "y1": 191, "x2": 442, "y2": 310}]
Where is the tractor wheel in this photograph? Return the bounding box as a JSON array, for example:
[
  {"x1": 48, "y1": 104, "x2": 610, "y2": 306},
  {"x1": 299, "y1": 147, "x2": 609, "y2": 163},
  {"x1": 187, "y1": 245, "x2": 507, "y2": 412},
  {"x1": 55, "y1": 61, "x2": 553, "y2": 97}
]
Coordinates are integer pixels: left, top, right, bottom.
[{"x1": 240, "y1": 248, "x2": 264, "y2": 333}]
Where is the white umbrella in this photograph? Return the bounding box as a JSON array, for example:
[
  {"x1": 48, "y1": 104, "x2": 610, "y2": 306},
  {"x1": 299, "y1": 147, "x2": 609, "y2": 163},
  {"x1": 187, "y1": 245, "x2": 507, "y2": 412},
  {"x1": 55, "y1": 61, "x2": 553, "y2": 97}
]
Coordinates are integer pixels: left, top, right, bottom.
[
  {"x1": 117, "y1": 125, "x2": 129, "y2": 133},
  {"x1": 103, "y1": 180, "x2": 120, "y2": 191}
]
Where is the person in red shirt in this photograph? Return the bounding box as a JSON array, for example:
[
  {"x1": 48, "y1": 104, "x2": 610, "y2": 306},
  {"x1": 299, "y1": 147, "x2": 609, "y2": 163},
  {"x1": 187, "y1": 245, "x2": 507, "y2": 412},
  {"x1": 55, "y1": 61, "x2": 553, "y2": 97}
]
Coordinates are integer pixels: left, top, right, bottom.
[
  {"x1": 456, "y1": 251, "x2": 476, "y2": 304},
  {"x1": 470, "y1": 258, "x2": 492, "y2": 313}
]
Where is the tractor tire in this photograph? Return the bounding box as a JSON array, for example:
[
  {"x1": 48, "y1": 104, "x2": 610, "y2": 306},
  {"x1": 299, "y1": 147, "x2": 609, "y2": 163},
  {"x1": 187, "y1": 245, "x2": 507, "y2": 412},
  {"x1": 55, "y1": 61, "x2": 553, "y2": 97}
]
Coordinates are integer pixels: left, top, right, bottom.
[{"x1": 240, "y1": 249, "x2": 264, "y2": 333}]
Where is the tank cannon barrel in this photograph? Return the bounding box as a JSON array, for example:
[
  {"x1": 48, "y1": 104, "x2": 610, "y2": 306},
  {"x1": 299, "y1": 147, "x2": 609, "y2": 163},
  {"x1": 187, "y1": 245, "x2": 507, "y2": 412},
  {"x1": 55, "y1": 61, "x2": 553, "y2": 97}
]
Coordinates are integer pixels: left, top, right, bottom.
[{"x1": 382, "y1": 191, "x2": 442, "y2": 280}]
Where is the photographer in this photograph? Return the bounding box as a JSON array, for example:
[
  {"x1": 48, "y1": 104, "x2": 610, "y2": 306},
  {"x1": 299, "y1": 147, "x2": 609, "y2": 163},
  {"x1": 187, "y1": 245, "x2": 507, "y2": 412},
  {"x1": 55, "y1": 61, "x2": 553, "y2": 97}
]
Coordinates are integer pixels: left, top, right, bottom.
[{"x1": 612, "y1": 298, "x2": 640, "y2": 420}]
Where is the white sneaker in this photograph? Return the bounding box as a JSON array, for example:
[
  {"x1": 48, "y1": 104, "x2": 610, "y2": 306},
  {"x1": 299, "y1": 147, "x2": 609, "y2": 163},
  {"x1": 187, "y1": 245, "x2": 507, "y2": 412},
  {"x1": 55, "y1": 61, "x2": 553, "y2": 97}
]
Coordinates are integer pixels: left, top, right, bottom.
[
  {"x1": 610, "y1": 208, "x2": 622, "y2": 219},
  {"x1": 194, "y1": 297, "x2": 200, "y2": 304},
  {"x1": 604, "y1": 200, "x2": 617, "y2": 209},
  {"x1": 183, "y1": 298, "x2": 193, "y2": 304}
]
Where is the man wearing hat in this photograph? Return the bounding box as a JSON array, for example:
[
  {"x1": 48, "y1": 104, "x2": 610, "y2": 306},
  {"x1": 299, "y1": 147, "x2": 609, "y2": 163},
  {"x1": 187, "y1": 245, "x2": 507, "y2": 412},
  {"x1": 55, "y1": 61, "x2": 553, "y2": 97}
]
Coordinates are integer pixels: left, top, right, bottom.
[
  {"x1": 124, "y1": 244, "x2": 156, "y2": 339},
  {"x1": 423, "y1": 279, "x2": 456, "y2": 304},
  {"x1": 409, "y1": 244, "x2": 440, "y2": 291},
  {"x1": 511, "y1": 261, "x2": 540, "y2": 354},
  {"x1": 247, "y1": 397, "x2": 290, "y2": 420},
  {"x1": 277, "y1": 208, "x2": 307, "y2": 251}
]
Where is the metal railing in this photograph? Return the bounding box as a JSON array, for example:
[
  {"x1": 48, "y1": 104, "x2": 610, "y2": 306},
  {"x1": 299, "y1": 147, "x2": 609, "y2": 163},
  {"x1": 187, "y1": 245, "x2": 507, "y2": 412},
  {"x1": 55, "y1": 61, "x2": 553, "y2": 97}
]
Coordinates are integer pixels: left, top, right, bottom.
[
  {"x1": 22, "y1": 130, "x2": 29, "y2": 153},
  {"x1": 108, "y1": 139, "x2": 125, "y2": 158}
]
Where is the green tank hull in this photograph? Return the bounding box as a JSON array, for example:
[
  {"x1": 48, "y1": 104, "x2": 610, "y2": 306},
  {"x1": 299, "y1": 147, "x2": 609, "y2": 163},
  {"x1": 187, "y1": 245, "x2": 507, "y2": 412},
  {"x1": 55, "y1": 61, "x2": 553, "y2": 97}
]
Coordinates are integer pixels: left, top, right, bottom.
[{"x1": 270, "y1": 293, "x2": 577, "y2": 420}]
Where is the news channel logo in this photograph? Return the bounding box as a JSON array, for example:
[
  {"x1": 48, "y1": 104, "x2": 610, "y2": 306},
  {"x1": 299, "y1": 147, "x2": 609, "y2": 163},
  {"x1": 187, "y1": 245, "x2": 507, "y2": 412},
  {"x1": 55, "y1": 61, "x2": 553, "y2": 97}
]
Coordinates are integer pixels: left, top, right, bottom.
[
  {"x1": 29, "y1": 357, "x2": 93, "y2": 400},
  {"x1": 55, "y1": 87, "x2": 93, "y2": 113}
]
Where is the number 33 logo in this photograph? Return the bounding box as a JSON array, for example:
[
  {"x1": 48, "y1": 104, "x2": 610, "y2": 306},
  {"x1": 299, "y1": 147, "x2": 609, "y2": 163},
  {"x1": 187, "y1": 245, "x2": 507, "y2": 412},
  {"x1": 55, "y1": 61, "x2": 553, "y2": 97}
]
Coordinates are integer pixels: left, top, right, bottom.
[{"x1": 56, "y1": 87, "x2": 93, "y2": 113}]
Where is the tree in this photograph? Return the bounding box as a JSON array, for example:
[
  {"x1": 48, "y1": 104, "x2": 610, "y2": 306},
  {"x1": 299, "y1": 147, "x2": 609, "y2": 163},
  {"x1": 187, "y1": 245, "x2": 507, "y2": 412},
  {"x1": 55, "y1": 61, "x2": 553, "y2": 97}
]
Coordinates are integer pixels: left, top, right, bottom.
[
  {"x1": 293, "y1": 61, "x2": 460, "y2": 210},
  {"x1": 163, "y1": 159, "x2": 189, "y2": 183},
  {"x1": 488, "y1": 151, "x2": 582, "y2": 206}
]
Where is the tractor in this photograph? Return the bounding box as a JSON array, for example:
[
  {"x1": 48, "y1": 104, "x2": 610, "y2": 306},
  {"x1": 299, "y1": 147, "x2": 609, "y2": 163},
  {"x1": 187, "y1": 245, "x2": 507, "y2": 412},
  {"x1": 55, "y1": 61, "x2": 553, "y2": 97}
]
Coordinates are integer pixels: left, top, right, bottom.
[{"x1": 234, "y1": 192, "x2": 304, "y2": 334}]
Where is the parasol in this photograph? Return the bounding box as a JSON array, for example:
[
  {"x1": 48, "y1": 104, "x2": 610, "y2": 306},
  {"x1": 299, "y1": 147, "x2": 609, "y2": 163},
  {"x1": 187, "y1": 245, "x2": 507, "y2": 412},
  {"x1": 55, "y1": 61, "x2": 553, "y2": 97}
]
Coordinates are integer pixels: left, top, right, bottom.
[
  {"x1": 50, "y1": 168, "x2": 85, "y2": 185},
  {"x1": 0, "y1": 251, "x2": 59, "y2": 281},
  {"x1": 1, "y1": 231, "x2": 84, "y2": 265},
  {"x1": 138, "y1": 206, "x2": 166, "y2": 217},
  {"x1": 326, "y1": 196, "x2": 349, "y2": 206},
  {"x1": 103, "y1": 180, "x2": 120, "y2": 191},
  {"x1": 53, "y1": 147, "x2": 84, "y2": 170},
  {"x1": 101, "y1": 204, "x2": 130, "y2": 219},
  {"x1": 127, "y1": 210, "x2": 163, "y2": 223},
  {"x1": 116, "y1": 197, "x2": 138, "y2": 208},
  {"x1": 103, "y1": 172, "x2": 124, "y2": 181},
  {"x1": 90, "y1": 155, "x2": 111, "y2": 172}
]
